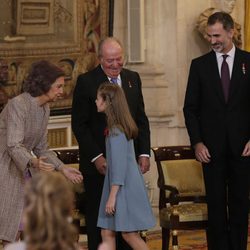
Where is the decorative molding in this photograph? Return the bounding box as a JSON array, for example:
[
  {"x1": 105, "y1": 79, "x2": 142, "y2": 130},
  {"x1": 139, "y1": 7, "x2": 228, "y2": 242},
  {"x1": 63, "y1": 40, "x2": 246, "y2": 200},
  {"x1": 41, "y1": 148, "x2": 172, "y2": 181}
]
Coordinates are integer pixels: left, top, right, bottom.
[
  {"x1": 16, "y1": 0, "x2": 55, "y2": 35},
  {"x1": 149, "y1": 115, "x2": 174, "y2": 125}
]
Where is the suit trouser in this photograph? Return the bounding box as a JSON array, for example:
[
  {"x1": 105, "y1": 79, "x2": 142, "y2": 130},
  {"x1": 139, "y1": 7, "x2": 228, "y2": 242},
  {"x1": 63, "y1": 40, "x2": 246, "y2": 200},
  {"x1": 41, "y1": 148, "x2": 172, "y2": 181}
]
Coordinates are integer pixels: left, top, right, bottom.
[
  {"x1": 203, "y1": 154, "x2": 250, "y2": 250},
  {"x1": 83, "y1": 174, "x2": 132, "y2": 250}
]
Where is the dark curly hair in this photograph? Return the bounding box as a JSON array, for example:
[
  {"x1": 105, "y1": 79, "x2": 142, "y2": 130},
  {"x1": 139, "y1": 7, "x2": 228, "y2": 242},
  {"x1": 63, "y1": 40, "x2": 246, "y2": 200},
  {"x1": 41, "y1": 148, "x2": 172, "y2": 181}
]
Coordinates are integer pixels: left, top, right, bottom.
[{"x1": 23, "y1": 60, "x2": 64, "y2": 97}]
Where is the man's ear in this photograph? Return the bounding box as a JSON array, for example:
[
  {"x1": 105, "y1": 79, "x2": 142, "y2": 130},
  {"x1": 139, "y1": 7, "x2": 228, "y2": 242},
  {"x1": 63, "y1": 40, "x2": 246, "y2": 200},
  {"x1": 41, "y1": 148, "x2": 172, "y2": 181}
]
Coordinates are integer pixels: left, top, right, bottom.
[{"x1": 229, "y1": 28, "x2": 234, "y2": 39}]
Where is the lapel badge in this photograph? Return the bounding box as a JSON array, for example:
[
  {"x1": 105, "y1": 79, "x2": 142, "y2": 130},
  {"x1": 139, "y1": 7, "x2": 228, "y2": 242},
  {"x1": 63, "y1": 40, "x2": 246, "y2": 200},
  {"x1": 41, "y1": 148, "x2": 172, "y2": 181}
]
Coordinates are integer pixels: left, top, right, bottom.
[
  {"x1": 242, "y1": 63, "x2": 246, "y2": 75},
  {"x1": 128, "y1": 81, "x2": 132, "y2": 88}
]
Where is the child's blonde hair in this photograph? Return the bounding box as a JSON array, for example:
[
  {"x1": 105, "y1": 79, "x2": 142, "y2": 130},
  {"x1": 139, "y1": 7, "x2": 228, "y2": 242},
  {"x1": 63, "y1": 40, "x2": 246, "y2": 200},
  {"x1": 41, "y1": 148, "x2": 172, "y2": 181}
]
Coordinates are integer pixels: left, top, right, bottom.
[
  {"x1": 97, "y1": 82, "x2": 138, "y2": 140},
  {"x1": 24, "y1": 172, "x2": 77, "y2": 250}
]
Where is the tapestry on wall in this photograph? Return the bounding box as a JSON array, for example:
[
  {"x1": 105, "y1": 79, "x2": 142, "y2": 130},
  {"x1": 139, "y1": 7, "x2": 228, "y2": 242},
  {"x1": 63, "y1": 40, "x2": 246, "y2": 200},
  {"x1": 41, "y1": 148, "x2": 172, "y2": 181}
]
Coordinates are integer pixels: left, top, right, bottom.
[{"x1": 0, "y1": 0, "x2": 113, "y2": 114}]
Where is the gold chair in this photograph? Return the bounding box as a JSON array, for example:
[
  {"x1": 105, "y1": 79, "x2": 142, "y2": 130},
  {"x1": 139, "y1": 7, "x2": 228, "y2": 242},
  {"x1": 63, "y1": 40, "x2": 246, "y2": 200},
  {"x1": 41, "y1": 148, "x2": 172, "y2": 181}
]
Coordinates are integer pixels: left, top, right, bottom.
[
  {"x1": 53, "y1": 149, "x2": 86, "y2": 235},
  {"x1": 151, "y1": 146, "x2": 208, "y2": 250}
]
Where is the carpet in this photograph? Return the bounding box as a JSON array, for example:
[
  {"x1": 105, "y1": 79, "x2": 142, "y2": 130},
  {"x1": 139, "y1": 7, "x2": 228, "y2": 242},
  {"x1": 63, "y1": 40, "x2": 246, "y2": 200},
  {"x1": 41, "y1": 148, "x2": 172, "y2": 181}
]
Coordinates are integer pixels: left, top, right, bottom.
[
  {"x1": 78, "y1": 228, "x2": 250, "y2": 250},
  {"x1": 146, "y1": 228, "x2": 250, "y2": 250}
]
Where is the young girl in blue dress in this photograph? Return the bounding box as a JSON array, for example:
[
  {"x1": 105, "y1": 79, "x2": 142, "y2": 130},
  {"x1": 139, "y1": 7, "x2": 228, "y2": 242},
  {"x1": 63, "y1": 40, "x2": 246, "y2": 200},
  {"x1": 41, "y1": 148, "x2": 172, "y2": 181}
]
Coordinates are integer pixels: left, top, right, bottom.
[{"x1": 96, "y1": 83, "x2": 155, "y2": 250}]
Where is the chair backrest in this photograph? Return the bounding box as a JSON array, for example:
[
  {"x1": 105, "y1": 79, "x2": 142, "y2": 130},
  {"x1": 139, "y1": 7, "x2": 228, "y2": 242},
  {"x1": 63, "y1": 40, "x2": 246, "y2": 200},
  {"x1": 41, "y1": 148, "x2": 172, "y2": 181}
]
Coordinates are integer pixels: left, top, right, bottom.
[
  {"x1": 54, "y1": 149, "x2": 80, "y2": 165},
  {"x1": 152, "y1": 146, "x2": 206, "y2": 208}
]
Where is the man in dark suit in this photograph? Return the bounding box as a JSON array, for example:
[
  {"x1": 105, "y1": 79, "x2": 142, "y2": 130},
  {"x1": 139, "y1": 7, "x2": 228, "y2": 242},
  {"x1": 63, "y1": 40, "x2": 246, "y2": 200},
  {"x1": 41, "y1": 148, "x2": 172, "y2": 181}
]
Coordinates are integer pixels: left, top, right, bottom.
[
  {"x1": 72, "y1": 37, "x2": 150, "y2": 250},
  {"x1": 184, "y1": 12, "x2": 250, "y2": 250}
]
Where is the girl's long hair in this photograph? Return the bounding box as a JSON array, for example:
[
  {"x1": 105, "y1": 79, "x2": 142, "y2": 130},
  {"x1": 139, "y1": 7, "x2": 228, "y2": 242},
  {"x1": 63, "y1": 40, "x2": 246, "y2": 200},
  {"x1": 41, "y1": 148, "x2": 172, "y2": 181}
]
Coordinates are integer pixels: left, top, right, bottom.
[
  {"x1": 24, "y1": 172, "x2": 77, "y2": 250},
  {"x1": 98, "y1": 82, "x2": 138, "y2": 140}
]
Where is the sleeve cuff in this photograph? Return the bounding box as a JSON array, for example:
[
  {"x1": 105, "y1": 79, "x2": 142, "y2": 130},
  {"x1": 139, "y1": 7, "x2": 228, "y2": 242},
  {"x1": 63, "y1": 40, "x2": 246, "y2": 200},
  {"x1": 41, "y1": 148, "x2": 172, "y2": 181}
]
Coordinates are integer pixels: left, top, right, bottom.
[
  {"x1": 139, "y1": 154, "x2": 150, "y2": 158},
  {"x1": 91, "y1": 153, "x2": 103, "y2": 163}
]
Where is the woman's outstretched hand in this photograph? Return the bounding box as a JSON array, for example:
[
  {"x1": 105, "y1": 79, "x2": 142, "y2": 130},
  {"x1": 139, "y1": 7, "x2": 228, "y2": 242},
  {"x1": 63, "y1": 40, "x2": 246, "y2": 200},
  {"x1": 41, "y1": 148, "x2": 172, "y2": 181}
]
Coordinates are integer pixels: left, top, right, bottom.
[{"x1": 60, "y1": 166, "x2": 83, "y2": 184}]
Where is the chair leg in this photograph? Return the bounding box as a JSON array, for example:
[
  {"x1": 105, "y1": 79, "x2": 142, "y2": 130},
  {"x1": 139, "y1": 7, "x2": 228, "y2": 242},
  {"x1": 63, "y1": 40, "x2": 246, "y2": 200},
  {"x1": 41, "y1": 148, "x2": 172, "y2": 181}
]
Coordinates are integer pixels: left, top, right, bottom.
[
  {"x1": 161, "y1": 227, "x2": 170, "y2": 250},
  {"x1": 172, "y1": 230, "x2": 178, "y2": 250}
]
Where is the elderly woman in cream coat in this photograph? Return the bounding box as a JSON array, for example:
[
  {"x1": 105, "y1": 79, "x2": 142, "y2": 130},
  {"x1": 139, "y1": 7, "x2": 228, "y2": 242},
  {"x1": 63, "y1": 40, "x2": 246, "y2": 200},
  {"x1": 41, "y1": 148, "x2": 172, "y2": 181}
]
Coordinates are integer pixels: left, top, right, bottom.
[{"x1": 0, "y1": 61, "x2": 83, "y2": 246}]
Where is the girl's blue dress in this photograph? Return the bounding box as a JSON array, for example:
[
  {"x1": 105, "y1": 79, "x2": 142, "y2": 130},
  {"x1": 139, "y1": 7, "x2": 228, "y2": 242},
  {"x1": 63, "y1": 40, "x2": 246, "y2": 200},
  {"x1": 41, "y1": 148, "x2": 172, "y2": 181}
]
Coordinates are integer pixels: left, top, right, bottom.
[{"x1": 97, "y1": 127, "x2": 155, "y2": 231}]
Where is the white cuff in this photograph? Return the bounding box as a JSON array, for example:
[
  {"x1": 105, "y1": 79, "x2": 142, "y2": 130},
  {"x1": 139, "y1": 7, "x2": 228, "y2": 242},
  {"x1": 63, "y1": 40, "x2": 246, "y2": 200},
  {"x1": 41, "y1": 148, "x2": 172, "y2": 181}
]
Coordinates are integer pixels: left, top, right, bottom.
[
  {"x1": 91, "y1": 153, "x2": 103, "y2": 163},
  {"x1": 139, "y1": 154, "x2": 150, "y2": 158}
]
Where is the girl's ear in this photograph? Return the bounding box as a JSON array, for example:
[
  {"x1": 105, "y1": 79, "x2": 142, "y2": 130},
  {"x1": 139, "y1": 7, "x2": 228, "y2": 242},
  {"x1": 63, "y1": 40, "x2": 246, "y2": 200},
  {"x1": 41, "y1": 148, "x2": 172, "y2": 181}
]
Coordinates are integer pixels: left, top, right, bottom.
[
  {"x1": 106, "y1": 94, "x2": 112, "y2": 105},
  {"x1": 106, "y1": 99, "x2": 112, "y2": 106}
]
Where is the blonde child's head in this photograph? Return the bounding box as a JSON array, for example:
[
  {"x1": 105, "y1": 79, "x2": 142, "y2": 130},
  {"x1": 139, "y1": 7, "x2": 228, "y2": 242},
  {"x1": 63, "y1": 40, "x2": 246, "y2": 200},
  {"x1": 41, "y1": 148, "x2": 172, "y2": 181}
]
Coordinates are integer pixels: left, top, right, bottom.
[{"x1": 24, "y1": 172, "x2": 77, "y2": 250}]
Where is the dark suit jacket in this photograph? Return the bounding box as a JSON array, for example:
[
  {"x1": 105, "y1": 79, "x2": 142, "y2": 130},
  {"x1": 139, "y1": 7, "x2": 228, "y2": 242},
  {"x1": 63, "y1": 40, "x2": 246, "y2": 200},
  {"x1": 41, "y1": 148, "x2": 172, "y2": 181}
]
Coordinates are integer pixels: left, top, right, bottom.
[
  {"x1": 72, "y1": 65, "x2": 150, "y2": 175},
  {"x1": 183, "y1": 48, "x2": 250, "y2": 158}
]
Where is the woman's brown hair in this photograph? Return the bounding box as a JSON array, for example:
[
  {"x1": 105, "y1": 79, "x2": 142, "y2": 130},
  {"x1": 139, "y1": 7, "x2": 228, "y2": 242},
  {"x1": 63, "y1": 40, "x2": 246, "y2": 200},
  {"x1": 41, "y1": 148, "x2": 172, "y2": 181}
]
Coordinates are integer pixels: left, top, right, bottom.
[
  {"x1": 97, "y1": 82, "x2": 138, "y2": 140},
  {"x1": 23, "y1": 60, "x2": 64, "y2": 97}
]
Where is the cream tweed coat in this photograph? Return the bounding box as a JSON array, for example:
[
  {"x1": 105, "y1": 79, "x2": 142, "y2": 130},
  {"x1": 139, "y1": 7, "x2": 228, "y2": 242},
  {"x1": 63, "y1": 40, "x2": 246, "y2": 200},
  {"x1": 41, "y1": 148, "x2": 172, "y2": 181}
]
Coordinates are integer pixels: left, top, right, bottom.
[{"x1": 0, "y1": 93, "x2": 63, "y2": 242}]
